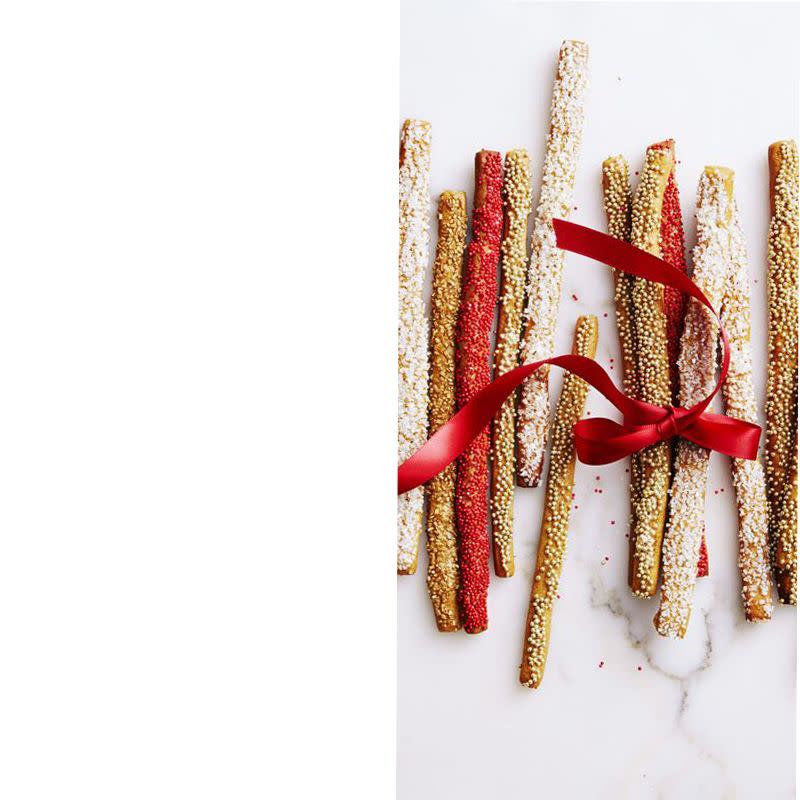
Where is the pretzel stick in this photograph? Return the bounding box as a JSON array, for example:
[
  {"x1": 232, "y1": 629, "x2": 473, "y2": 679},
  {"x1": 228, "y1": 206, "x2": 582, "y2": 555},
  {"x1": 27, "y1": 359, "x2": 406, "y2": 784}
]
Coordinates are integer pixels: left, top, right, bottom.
[
  {"x1": 628, "y1": 142, "x2": 673, "y2": 597},
  {"x1": 426, "y1": 191, "x2": 467, "y2": 631},
  {"x1": 766, "y1": 140, "x2": 799, "y2": 604},
  {"x1": 490, "y1": 150, "x2": 531, "y2": 578},
  {"x1": 397, "y1": 119, "x2": 431, "y2": 574},
  {"x1": 517, "y1": 40, "x2": 589, "y2": 487},
  {"x1": 520, "y1": 315, "x2": 597, "y2": 688},
  {"x1": 723, "y1": 190, "x2": 773, "y2": 621},
  {"x1": 655, "y1": 167, "x2": 735, "y2": 636},
  {"x1": 455, "y1": 151, "x2": 503, "y2": 633}
]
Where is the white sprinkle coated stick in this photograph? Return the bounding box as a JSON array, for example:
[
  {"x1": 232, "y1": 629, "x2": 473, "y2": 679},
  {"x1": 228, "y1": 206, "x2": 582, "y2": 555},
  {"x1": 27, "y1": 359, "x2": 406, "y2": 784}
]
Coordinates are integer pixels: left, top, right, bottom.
[
  {"x1": 723, "y1": 186, "x2": 773, "y2": 622},
  {"x1": 517, "y1": 40, "x2": 589, "y2": 488},
  {"x1": 397, "y1": 120, "x2": 431, "y2": 574},
  {"x1": 426, "y1": 191, "x2": 467, "y2": 630},
  {"x1": 655, "y1": 167, "x2": 769, "y2": 637}
]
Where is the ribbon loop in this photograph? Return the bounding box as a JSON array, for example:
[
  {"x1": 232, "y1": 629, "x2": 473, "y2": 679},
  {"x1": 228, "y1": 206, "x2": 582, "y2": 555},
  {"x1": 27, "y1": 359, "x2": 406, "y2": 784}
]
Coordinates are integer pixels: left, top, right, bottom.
[{"x1": 396, "y1": 220, "x2": 762, "y2": 495}]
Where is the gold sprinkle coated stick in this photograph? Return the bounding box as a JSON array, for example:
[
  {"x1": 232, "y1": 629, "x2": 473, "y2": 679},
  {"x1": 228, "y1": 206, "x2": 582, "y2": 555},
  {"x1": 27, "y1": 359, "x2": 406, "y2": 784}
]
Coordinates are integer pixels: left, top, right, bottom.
[
  {"x1": 426, "y1": 191, "x2": 467, "y2": 631},
  {"x1": 520, "y1": 315, "x2": 598, "y2": 689},
  {"x1": 490, "y1": 150, "x2": 531, "y2": 578},
  {"x1": 628, "y1": 143, "x2": 673, "y2": 597},
  {"x1": 766, "y1": 140, "x2": 798, "y2": 605},
  {"x1": 601, "y1": 156, "x2": 636, "y2": 396}
]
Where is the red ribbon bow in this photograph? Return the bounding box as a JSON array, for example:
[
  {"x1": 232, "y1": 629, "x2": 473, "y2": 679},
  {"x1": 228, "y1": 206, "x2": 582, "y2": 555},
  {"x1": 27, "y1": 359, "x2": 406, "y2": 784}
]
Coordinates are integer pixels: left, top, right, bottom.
[{"x1": 397, "y1": 219, "x2": 761, "y2": 495}]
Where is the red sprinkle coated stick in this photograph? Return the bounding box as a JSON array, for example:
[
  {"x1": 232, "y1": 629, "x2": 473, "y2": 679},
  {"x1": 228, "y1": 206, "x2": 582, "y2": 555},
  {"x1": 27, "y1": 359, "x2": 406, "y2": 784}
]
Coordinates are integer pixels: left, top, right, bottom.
[
  {"x1": 456, "y1": 151, "x2": 503, "y2": 633},
  {"x1": 652, "y1": 139, "x2": 708, "y2": 577},
  {"x1": 660, "y1": 170, "x2": 688, "y2": 388}
]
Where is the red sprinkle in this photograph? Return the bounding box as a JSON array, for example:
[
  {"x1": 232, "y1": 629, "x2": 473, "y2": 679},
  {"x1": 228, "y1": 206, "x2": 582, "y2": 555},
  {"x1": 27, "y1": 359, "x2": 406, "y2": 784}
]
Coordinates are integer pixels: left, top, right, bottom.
[
  {"x1": 599, "y1": 661, "x2": 605, "y2": 668},
  {"x1": 455, "y1": 151, "x2": 503, "y2": 634},
  {"x1": 697, "y1": 533, "x2": 709, "y2": 577},
  {"x1": 572, "y1": 294, "x2": 578, "y2": 301}
]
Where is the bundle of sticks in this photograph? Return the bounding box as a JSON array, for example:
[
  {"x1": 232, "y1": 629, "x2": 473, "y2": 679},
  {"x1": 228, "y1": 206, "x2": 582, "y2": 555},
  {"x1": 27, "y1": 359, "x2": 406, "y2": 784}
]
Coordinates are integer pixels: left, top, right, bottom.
[
  {"x1": 397, "y1": 45, "x2": 797, "y2": 687},
  {"x1": 398, "y1": 40, "x2": 591, "y2": 635},
  {"x1": 600, "y1": 141, "x2": 798, "y2": 641}
]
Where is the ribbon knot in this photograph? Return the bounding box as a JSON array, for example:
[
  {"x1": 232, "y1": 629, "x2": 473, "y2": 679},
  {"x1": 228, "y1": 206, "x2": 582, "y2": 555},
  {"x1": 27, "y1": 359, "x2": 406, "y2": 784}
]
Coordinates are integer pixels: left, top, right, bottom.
[
  {"x1": 396, "y1": 220, "x2": 762, "y2": 496},
  {"x1": 656, "y1": 405, "x2": 680, "y2": 441}
]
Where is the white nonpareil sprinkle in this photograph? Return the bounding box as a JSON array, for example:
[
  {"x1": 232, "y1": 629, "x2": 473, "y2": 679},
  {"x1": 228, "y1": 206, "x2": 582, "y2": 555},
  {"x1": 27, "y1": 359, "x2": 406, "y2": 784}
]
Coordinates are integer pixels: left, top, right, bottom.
[{"x1": 397, "y1": 120, "x2": 431, "y2": 573}]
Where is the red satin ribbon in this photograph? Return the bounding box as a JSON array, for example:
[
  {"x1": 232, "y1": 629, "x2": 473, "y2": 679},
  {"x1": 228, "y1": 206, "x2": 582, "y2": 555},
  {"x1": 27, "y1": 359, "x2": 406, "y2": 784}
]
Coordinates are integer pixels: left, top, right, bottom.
[{"x1": 397, "y1": 219, "x2": 761, "y2": 496}]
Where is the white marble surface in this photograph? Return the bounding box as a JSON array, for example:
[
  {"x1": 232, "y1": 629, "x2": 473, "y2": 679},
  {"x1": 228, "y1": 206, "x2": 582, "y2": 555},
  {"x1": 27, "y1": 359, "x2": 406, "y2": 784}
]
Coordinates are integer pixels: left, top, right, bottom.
[{"x1": 399, "y1": 2, "x2": 798, "y2": 798}]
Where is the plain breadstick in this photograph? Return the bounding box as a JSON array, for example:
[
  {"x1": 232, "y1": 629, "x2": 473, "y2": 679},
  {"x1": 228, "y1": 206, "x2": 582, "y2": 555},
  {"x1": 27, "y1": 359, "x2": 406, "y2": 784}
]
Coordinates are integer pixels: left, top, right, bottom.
[
  {"x1": 455, "y1": 150, "x2": 503, "y2": 633},
  {"x1": 628, "y1": 142, "x2": 674, "y2": 597},
  {"x1": 766, "y1": 140, "x2": 799, "y2": 605},
  {"x1": 397, "y1": 119, "x2": 431, "y2": 575},
  {"x1": 426, "y1": 191, "x2": 467, "y2": 631},
  {"x1": 517, "y1": 40, "x2": 589, "y2": 488},
  {"x1": 520, "y1": 315, "x2": 598, "y2": 689},
  {"x1": 490, "y1": 150, "x2": 531, "y2": 578}
]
